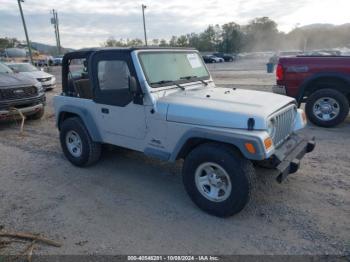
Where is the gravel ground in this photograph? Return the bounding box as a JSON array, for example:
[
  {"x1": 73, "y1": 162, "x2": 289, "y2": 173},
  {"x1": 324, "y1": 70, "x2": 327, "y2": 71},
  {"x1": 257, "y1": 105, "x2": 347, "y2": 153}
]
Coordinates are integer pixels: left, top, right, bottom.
[{"x1": 0, "y1": 59, "x2": 349, "y2": 256}]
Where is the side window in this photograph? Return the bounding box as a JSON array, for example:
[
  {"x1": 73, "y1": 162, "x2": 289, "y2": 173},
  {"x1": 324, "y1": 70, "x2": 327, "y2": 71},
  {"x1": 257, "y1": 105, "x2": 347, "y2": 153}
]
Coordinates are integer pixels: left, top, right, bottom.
[
  {"x1": 98, "y1": 60, "x2": 130, "y2": 91},
  {"x1": 69, "y1": 58, "x2": 87, "y2": 79}
]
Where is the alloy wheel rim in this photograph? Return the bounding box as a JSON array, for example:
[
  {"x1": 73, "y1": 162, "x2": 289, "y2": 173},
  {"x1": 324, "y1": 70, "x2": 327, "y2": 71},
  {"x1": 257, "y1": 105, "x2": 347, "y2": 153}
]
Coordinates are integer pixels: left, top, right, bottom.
[
  {"x1": 313, "y1": 97, "x2": 340, "y2": 121},
  {"x1": 66, "y1": 130, "x2": 82, "y2": 157},
  {"x1": 194, "y1": 162, "x2": 232, "y2": 202}
]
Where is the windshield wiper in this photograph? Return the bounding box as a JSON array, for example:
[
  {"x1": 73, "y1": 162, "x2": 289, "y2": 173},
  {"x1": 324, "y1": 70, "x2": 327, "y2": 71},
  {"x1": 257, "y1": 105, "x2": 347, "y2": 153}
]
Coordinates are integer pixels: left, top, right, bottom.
[
  {"x1": 150, "y1": 80, "x2": 185, "y2": 90},
  {"x1": 150, "y1": 80, "x2": 174, "y2": 85},
  {"x1": 180, "y1": 75, "x2": 208, "y2": 86}
]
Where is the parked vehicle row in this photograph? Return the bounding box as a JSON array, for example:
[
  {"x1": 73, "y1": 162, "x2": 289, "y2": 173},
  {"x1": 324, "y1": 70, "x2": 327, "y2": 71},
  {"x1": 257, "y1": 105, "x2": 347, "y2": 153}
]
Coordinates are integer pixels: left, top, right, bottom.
[
  {"x1": 6, "y1": 63, "x2": 56, "y2": 90},
  {"x1": 31, "y1": 56, "x2": 63, "y2": 67},
  {"x1": 202, "y1": 55, "x2": 224, "y2": 63},
  {"x1": 202, "y1": 53, "x2": 236, "y2": 63},
  {"x1": 0, "y1": 62, "x2": 46, "y2": 121}
]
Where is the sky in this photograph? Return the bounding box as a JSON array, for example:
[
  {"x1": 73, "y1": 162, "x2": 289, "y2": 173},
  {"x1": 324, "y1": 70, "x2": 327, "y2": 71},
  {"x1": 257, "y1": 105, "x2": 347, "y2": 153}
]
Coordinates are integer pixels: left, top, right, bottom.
[{"x1": 0, "y1": 0, "x2": 349, "y2": 49}]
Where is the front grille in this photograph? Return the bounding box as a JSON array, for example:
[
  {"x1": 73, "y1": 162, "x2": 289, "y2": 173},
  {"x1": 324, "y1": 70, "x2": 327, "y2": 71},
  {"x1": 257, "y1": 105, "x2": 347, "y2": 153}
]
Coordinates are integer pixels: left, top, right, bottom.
[
  {"x1": 271, "y1": 105, "x2": 296, "y2": 147},
  {"x1": 37, "y1": 77, "x2": 51, "y2": 82},
  {"x1": 0, "y1": 86, "x2": 38, "y2": 101}
]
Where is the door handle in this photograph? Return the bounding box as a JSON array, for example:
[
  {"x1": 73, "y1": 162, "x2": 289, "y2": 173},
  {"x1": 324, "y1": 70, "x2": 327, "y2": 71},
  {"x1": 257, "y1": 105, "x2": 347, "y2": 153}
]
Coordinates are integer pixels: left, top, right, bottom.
[{"x1": 101, "y1": 108, "x2": 109, "y2": 114}]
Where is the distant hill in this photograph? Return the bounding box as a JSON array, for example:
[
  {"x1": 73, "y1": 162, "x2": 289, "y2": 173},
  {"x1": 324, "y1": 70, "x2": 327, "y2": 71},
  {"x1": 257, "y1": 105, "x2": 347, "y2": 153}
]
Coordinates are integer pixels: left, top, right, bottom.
[
  {"x1": 31, "y1": 42, "x2": 74, "y2": 55},
  {"x1": 299, "y1": 23, "x2": 350, "y2": 31},
  {"x1": 284, "y1": 23, "x2": 350, "y2": 50}
]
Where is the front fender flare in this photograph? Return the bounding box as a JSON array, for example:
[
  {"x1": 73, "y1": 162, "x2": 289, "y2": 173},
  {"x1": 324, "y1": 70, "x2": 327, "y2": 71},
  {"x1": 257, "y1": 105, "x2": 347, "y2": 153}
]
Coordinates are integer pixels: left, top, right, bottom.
[{"x1": 170, "y1": 128, "x2": 267, "y2": 161}]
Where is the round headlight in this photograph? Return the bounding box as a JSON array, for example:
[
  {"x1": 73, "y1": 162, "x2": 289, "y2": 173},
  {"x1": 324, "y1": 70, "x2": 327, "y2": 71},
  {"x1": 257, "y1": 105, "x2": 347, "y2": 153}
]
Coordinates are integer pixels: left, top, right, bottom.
[{"x1": 267, "y1": 118, "x2": 276, "y2": 137}]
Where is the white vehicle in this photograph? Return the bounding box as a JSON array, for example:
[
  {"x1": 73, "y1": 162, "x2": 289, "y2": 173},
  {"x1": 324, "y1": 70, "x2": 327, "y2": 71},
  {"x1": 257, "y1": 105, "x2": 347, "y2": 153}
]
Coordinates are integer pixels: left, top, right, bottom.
[
  {"x1": 6, "y1": 62, "x2": 56, "y2": 90},
  {"x1": 54, "y1": 48, "x2": 315, "y2": 217}
]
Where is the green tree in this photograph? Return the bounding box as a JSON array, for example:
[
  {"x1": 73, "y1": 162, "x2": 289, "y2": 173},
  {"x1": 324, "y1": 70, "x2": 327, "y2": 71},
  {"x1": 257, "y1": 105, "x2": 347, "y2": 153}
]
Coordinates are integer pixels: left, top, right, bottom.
[
  {"x1": 169, "y1": 36, "x2": 178, "y2": 47},
  {"x1": 126, "y1": 38, "x2": 143, "y2": 46},
  {"x1": 0, "y1": 37, "x2": 20, "y2": 49},
  {"x1": 102, "y1": 37, "x2": 143, "y2": 47},
  {"x1": 198, "y1": 25, "x2": 217, "y2": 51},
  {"x1": 151, "y1": 39, "x2": 159, "y2": 46},
  {"x1": 159, "y1": 39, "x2": 168, "y2": 47},
  {"x1": 176, "y1": 35, "x2": 188, "y2": 47},
  {"x1": 243, "y1": 17, "x2": 279, "y2": 51},
  {"x1": 103, "y1": 38, "x2": 125, "y2": 47},
  {"x1": 220, "y1": 22, "x2": 242, "y2": 53},
  {"x1": 187, "y1": 33, "x2": 200, "y2": 50}
]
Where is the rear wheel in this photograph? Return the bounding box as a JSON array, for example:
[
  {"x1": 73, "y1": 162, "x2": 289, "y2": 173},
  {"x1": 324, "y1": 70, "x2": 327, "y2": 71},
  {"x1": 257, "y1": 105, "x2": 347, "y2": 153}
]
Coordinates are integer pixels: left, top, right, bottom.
[
  {"x1": 182, "y1": 143, "x2": 255, "y2": 217},
  {"x1": 59, "y1": 117, "x2": 101, "y2": 166},
  {"x1": 305, "y1": 89, "x2": 349, "y2": 127}
]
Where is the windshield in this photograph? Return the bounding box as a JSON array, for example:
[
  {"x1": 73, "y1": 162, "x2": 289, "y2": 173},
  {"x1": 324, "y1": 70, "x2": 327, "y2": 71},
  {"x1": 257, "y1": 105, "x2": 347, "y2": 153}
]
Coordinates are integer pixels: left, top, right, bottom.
[
  {"x1": 138, "y1": 51, "x2": 209, "y2": 87},
  {"x1": 0, "y1": 63, "x2": 13, "y2": 73},
  {"x1": 7, "y1": 63, "x2": 38, "y2": 72}
]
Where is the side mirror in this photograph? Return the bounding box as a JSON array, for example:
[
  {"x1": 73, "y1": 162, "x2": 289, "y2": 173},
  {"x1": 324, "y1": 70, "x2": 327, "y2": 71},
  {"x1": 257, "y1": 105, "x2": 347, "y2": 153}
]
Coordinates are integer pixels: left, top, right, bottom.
[{"x1": 128, "y1": 76, "x2": 137, "y2": 95}]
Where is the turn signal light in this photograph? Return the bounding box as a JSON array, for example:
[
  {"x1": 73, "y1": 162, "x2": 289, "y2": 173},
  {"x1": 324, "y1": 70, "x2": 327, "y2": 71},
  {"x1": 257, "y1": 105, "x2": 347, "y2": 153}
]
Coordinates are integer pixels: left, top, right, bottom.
[
  {"x1": 301, "y1": 111, "x2": 307, "y2": 123},
  {"x1": 264, "y1": 137, "x2": 273, "y2": 150},
  {"x1": 245, "y1": 143, "x2": 256, "y2": 154}
]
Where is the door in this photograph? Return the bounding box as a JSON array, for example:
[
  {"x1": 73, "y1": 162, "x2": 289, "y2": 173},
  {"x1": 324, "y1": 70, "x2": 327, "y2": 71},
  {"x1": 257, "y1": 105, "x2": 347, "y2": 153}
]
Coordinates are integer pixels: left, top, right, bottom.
[{"x1": 90, "y1": 50, "x2": 146, "y2": 140}]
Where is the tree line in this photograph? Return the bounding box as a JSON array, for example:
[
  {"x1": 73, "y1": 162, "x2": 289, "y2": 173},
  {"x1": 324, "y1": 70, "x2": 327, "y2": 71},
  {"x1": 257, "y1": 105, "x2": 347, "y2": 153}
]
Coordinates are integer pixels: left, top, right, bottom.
[
  {"x1": 1, "y1": 16, "x2": 349, "y2": 55},
  {"x1": 104, "y1": 17, "x2": 350, "y2": 53}
]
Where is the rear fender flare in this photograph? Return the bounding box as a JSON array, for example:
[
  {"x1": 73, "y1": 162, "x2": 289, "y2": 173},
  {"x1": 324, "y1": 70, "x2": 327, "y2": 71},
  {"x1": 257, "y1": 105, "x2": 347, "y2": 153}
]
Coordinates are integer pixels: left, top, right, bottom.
[
  {"x1": 57, "y1": 105, "x2": 102, "y2": 142},
  {"x1": 297, "y1": 72, "x2": 350, "y2": 104}
]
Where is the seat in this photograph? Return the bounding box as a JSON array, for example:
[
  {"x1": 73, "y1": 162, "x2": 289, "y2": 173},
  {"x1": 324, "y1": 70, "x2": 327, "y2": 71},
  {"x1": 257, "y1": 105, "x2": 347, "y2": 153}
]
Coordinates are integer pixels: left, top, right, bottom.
[
  {"x1": 99, "y1": 61, "x2": 130, "y2": 90},
  {"x1": 75, "y1": 79, "x2": 93, "y2": 99}
]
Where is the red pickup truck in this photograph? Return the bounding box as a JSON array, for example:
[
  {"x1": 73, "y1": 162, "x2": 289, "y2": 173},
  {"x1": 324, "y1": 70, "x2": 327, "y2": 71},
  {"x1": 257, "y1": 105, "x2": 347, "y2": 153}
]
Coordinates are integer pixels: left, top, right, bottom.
[{"x1": 273, "y1": 56, "x2": 350, "y2": 127}]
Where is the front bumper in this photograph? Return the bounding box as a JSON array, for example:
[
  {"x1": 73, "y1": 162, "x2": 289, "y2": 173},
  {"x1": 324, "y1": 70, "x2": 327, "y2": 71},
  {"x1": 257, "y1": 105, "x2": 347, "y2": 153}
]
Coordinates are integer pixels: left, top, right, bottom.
[
  {"x1": 272, "y1": 85, "x2": 286, "y2": 95},
  {"x1": 0, "y1": 93, "x2": 46, "y2": 120},
  {"x1": 274, "y1": 134, "x2": 315, "y2": 183},
  {"x1": 0, "y1": 103, "x2": 44, "y2": 120}
]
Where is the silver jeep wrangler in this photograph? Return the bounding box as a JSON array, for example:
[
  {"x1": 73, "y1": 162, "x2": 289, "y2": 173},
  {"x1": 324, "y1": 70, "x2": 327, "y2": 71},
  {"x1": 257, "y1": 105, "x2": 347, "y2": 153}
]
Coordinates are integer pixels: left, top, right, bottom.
[{"x1": 54, "y1": 48, "x2": 315, "y2": 217}]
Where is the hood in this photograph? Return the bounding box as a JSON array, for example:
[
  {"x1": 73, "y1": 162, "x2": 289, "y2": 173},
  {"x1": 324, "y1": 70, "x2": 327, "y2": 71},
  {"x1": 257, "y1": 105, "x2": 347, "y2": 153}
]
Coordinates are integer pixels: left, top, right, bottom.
[
  {"x1": 157, "y1": 87, "x2": 295, "y2": 130},
  {"x1": 0, "y1": 72, "x2": 38, "y2": 88},
  {"x1": 20, "y1": 70, "x2": 53, "y2": 79}
]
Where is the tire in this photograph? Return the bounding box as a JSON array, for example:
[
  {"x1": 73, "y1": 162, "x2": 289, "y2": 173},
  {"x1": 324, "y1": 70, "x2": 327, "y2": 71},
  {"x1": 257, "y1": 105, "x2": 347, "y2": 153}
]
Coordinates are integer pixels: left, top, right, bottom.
[
  {"x1": 27, "y1": 107, "x2": 44, "y2": 120},
  {"x1": 182, "y1": 143, "x2": 255, "y2": 217},
  {"x1": 59, "y1": 117, "x2": 101, "y2": 167},
  {"x1": 305, "y1": 88, "x2": 349, "y2": 127}
]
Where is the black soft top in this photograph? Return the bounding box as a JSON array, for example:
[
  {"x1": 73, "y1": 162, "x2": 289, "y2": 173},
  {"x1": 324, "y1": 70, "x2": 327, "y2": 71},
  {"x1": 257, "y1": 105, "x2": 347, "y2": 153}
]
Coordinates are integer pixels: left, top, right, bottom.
[
  {"x1": 61, "y1": 47, "x2": 197, "y2": 94},
  {"x1": 65, "y1": 46, "x2": 195, "y2": 56}
]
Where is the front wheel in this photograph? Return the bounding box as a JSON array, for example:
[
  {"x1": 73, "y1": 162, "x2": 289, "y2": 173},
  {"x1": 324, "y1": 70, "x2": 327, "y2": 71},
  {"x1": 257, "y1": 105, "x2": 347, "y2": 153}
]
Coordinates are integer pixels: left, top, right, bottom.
[
  {"x1": 59, "y1": 117, "x2": 101, "y2": 167},
  {"x1": 182, "y1": 143, "x2": 255, "y2": 217},
  {"x1": 305, "y1": 89, "x2": 349, "y2": 127}
]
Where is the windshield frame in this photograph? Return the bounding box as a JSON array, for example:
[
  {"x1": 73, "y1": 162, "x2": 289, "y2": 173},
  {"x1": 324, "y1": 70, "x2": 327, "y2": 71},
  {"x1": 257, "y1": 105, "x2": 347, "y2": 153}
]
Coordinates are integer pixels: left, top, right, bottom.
[{"x1": 137, "y1": 50, "x2": 210, "y2": 88}]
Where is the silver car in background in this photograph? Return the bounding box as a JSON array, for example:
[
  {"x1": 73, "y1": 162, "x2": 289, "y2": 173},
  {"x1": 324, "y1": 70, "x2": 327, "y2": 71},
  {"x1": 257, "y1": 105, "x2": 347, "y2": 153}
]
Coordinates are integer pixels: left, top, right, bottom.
[{"x1": 6, "y1": 62, "x2": 56, "y2": 90}]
